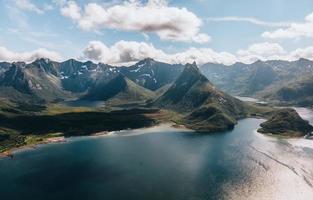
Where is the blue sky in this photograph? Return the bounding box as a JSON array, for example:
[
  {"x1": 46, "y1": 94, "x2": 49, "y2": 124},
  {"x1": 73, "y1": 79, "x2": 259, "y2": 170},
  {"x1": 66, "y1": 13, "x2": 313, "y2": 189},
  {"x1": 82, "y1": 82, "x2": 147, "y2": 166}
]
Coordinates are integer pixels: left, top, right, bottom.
[{"x1": 1, "y1": 0, "x2": 313, "y2": 65}]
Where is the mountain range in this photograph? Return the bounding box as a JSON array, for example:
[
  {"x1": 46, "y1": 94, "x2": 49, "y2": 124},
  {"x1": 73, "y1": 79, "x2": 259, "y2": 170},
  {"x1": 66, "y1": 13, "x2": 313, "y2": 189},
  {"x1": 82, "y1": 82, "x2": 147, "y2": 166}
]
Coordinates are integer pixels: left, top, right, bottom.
[
  {"x1": 201, "y1": 58, "x2": 313, "y2": 106},
  {"x1": 0, "y1": 58, "x2": 184, "y2": 103},
  {"x1": 1, "y1": 57, "x2": 313, "y2": 107}
]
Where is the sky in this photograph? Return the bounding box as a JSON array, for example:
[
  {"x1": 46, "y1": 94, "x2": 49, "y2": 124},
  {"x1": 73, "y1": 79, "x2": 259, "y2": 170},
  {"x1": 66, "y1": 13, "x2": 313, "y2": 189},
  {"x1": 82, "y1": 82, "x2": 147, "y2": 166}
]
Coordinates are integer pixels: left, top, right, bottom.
[{"x1": 1, "y1": 0, "x2": 313, "y2": 66}]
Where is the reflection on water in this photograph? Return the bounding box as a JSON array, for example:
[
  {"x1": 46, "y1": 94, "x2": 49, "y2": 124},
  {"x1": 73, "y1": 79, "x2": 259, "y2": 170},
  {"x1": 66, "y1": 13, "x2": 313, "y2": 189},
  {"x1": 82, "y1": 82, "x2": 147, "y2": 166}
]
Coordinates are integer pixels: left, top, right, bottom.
[{"x1": 0, "y1": 119, "x2": 313, "y2": 200}]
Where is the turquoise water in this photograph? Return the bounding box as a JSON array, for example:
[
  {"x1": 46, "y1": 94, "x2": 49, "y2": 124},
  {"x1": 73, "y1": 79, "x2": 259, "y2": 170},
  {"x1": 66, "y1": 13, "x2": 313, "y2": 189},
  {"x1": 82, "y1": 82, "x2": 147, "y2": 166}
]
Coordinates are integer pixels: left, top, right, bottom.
[{"x1": 1, "y1": 119, "x2": 313, "y2": 200}]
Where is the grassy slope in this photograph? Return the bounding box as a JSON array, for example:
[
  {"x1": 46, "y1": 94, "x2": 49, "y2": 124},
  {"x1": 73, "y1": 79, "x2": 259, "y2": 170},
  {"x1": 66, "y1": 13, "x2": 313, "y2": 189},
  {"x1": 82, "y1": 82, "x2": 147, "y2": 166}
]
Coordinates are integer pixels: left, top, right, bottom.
[{"x1": 84, "y1": 75, "x2": 155, "y2": 103}]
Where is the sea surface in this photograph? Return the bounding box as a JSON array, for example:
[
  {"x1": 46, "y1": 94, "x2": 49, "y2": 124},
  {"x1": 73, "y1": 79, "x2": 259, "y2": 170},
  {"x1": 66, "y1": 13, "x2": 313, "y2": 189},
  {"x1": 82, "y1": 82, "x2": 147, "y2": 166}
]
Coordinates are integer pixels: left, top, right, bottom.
[{"x1": 1, "y1": 116, "x2": 313, "y2": 199}]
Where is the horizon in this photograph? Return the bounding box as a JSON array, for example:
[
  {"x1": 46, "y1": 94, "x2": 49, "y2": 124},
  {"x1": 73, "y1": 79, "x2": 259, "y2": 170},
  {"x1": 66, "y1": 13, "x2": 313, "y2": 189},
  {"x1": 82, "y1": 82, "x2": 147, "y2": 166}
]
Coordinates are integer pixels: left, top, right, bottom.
[
  {"x1": 2, "y1": 56, "x2": 313, "y2": 68},
  {"x1": 1, "y1": 0, "x2": 313, "y2": 65}
]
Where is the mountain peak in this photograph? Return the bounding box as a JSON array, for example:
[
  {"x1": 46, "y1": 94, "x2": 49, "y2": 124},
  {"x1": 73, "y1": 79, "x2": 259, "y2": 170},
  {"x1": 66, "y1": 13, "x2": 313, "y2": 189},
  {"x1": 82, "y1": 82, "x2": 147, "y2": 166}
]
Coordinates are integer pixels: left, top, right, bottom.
[
  {"x1": 185, "y1": 62, "x2": 199, "y2": 72},
  {"x1": 297, "y1": 58, "x2": 311, "y2": 63},
  {"x1": 182, "y1": 62, "x2": 207, "y2": 82},
  {"x1": 135, "y1": 57, "x2": 155, "y2": 66},
  {"x1": 34, "y1": 58, "x2": 51, "y2": 64},
  {"x1": 143, "y1": 57, "x2": 155, "y2": 62},
  {"x1": 252, "y1": 59, "x2": 265, "y2": 65},
  {"x1": 154, "y1": 61, "x2": 213, "y2": 110},
  {"x1": 11, "y1": 62, "x2": 26, "y2": 67}
]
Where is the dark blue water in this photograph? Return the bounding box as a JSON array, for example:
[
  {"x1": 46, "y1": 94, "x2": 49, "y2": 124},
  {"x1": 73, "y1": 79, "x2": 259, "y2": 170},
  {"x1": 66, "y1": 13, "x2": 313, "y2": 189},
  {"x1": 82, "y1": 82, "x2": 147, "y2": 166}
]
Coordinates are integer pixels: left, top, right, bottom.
[{"x1": 1, "y1": 119, "x2": 313, "y2": 200}]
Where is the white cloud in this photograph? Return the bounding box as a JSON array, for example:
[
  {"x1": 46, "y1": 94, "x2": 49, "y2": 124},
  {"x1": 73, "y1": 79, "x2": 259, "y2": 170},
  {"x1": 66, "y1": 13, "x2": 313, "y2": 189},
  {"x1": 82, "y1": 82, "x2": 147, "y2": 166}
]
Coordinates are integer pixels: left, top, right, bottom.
[
  {"x1": 60, "y1": 0, "x2": 210, "y2": 43},
  {"x1": 60, "y1": 1, "x2": 81, "y2": 20},
  {"x1": 82, "y1": 41, "x2": 313, "y2": 66},
  {"x1": 237, "y1": 42, "x2": 313, "y2": 63},
  {"x1": 82, "y1": 40, "x2": 236, "y2": 65},
  {"x1": 262, "y1": 12, "x2": 313, "y2": 39},
  {"x1": 205, "y1": 16, "x2": 291, "y2": 28},
  {"x1": 305, "y1": 13, "x2": 313, "y2": 21},
  {"x1": 170, "y1": 48, "x2": 237, "y2": 66},
  {"x1": 238, "y1": 42, "x2": 285, "y2": 55},
  {"x1": 0, "y1": 46, "x2": 62, "y2": 63},
  {"x1": 289, "y1": 47, "x2": 313, "y2": 61},
  {"x1": 15, "y1": 0, "x2": 43, "y2": 14},
  {"x1": 82, "y1": 40, "x2": 170, "y2": 64},
  {"x1": 237, "y1": 42, "x2": 286, "y2": 63}
]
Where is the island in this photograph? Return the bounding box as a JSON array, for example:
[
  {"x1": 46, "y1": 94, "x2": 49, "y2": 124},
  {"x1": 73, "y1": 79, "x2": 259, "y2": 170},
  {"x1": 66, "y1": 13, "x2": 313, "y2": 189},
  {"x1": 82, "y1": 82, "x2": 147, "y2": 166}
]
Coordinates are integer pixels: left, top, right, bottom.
[{"x1": 257, "y1": 108, "x2": 313, "y2": 137}]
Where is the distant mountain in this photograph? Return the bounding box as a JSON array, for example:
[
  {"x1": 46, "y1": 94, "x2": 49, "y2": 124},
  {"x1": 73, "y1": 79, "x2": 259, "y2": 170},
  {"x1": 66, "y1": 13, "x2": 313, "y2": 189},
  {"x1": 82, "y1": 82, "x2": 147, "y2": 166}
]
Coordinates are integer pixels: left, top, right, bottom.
[
  {"x1": 83, "y1": 74, "x2": 155, "y2": 104},
  {"x1": 201, "y1": 60, "x2": 279, "y2": 96},
  {"x1": 201, "y1": 58, "x2": 313, "y2": 106},
  {"x1": 155, "y1": 62, "x2": 246, "y2": 132},
  {"x1": 261, "y1": 75, "x2": 313, "y2": 106},
  {"x1": 120, "y1": 58, "x2": 184, "y2": 91}
]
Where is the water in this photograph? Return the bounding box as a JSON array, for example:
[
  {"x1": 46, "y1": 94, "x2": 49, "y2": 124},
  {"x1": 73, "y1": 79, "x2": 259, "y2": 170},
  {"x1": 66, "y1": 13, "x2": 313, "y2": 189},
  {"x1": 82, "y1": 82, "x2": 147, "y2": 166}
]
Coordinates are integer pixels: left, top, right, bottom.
[
  {"x1": 1, "y1": 119, "x2": 313, "y2": 200},
  {"x1": 234, "y1": 96, "x2": 267, "y2": 104}
]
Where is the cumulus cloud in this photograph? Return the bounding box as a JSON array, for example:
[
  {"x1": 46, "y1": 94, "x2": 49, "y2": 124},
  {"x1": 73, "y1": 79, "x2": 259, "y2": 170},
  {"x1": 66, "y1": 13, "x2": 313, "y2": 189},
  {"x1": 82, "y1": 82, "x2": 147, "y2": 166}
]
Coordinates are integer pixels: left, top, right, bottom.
[
  {"x1": 0, "y1": 46, "x2": 62, "y2": 63},
  {"x1": 82, "y1": 40, "x2": 236, "y2": 65},
  {"x1": 15, "y1": 0, "x2": 44, "y2": 14},
  {"x1": 170, "y1": 48, "x2": 237, "y2": 66},
  {"x1": 82, "y1": 40, "x2": 170, "y2": 64},
  {"x1": 237, "y1": 42, "x2": 313, "y2": 63},
  {"x1": 82, "y1": 40, "x2": 313, "y2": 66},
  {"x1": 262, "y1": 12, "x2": 313, "y2": 39},
  {"x1": 288, "y1": 46, "x2": 313, "y2": 61},
  {"x1": 60, "y1": 1, "x2": 81, "y2": 20},
  {"x1": 60, "y1": 0, "x2": 210, "y2": 43},
  {"x1": 237, "y1": 42, "x2": 286, "y2": 63}
]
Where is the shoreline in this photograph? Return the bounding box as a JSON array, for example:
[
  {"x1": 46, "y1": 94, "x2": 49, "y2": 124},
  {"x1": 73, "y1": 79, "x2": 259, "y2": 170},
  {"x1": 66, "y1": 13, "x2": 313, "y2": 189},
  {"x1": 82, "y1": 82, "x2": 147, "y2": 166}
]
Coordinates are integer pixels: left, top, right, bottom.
[
  {"x1": 254, "y1": 128, "x2": 313, "y2": 142},
  {"x1": 0, "y1": 123, "x2": 190, "y2": 159},
  {"x1": 0, "y1": 136, "x2": 66, "y2": 158}
]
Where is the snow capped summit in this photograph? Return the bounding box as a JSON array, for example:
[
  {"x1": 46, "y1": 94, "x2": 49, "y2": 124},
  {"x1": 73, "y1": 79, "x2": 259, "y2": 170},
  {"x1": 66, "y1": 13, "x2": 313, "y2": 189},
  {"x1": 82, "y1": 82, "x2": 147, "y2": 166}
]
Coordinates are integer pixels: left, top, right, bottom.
[{"x1": 119, "y1": 58, "x2": 184, "y2": 91}]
